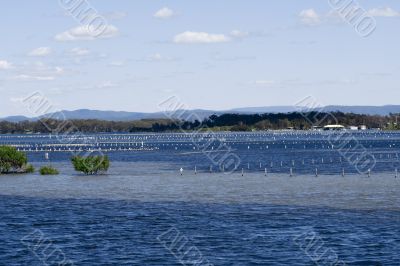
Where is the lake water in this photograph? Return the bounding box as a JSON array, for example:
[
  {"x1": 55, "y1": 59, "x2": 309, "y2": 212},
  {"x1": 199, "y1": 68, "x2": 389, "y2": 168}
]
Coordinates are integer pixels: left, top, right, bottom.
[{"x1": 0, "y1": 132, "x2": 399, "y2": 265}]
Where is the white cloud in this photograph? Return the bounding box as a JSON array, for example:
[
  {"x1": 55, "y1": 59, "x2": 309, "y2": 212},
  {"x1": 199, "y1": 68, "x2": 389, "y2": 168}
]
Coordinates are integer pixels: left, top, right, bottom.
[
  {"x1": 230, "y1": 30, "x2": 249, "y2": 39},
  {"x1": 55, "y1": 25, "x2": 119, "y2": 41},
  {"x1": 29, "y1": 62, "x2": 64, "y2": 75},
  {"x1": 154, "y1": 7, "x2": 175, "y2": 19},
  {"x1": 325, "y1": 9, "x2": 344, "y2": 22},
  {"x1": 300, "y1": 7, "x2": 399, "y2": 27},
  {"x1": 299, "y1": 9, "x2": 321, "y2": 25},
  {"x1": 174, "y1": 31, "x2": 231, "y2": 44},
  {"x1": 70, "y1": 47, "x2": 90, "y2": 56},
  {"x1": 367, "y1": 7, "x2": 400, "y2": 17},
  {"x1": 13, "y1": 74, "x2": 55, "y2": 81},
  {"x1": 0, "y1": 60, "x2": 13, "y2": 70},
  {"x1": 79, "y1": 81, "x2": 118, "y2": 91},
  {"x1": 10, "y1": 62, "x2": 65, "y2": 82},
  {"x1": 28, "y1": 47, "x2": 52, "y2": 57}
]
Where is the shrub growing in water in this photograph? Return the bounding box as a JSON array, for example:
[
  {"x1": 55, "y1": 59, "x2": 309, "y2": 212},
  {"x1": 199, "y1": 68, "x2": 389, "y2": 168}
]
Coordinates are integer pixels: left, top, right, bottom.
[
  {"x1": 71, "y1": 155, "x2": 110, "y2": 175},
  {"x1": 25, "y1": 164, "x2": 35, "y2": 173},
  {"x1": 39, "y1": 166, "x2": 59, "y2": 175},
  {"x1": 0, "y1": 146, "x2": 33, "y2": 174}
]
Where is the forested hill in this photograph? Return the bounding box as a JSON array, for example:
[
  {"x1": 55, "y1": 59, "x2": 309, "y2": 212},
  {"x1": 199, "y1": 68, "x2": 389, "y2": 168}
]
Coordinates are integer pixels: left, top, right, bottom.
[
  {"x1": 0, "y1": 112, "x2": 398, "y2": 134},
  {"x1": 3, "y1": 105, "x2": 400, "y2": 122}
]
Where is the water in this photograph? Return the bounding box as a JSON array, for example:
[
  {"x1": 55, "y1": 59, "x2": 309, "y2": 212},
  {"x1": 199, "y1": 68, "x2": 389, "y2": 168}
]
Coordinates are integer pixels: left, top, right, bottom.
[
  {"x1": 3, "y1": 131, "x2": 400, "y2": 175},
  {"x1": 0, "y1": 132, "x2": 399, "y2": 265}
]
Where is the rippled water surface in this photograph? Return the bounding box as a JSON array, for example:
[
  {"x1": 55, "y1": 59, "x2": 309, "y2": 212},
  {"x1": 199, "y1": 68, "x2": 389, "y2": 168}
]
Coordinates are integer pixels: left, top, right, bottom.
[{"x1": 1, "y1": 132, "x2": 400, "y2": 265}]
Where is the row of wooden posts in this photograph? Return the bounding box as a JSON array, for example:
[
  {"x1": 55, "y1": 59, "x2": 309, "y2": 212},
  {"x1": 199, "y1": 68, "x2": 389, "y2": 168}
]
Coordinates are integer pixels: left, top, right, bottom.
[{"x1": 180, "y1": 166, "x2": 399, "y2": 178}]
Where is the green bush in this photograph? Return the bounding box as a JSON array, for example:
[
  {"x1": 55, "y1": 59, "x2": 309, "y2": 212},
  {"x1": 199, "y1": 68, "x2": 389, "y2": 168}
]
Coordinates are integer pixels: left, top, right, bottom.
[
  {"x1": 25, "y1": 164, "x2": 35, "y2": 173},
  {"x1": 39, "y1": 166, "x2": 59, "y2": 175},
  {"x1": 0, "y1": 146, "x2": 31, "y2": 174},
  {"x1": 71, "y1": 155, "x2": 110, "y2": 175}
]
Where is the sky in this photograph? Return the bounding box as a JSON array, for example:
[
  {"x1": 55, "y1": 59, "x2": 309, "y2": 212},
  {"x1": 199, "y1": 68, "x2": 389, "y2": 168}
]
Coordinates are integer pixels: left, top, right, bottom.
[{"x1": 0, "y1": 0, "x2": 399, "y2": 117}]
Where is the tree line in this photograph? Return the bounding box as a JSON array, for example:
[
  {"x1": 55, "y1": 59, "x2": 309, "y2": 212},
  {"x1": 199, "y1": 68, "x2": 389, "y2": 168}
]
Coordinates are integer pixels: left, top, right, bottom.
[{"x1": 0, "y1": 112, "x2": 399, "y2": 133}]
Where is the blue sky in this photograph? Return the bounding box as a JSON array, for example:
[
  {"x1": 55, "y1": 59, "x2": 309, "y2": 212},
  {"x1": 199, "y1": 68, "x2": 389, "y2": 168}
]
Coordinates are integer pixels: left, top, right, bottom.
[{"x1": 0, "y1": 0, "x2": 399, "y2": 117}]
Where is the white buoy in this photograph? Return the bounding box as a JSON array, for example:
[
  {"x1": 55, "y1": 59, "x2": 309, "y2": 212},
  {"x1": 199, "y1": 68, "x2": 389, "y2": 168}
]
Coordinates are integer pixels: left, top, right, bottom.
[{"x1": 180, "y1": 168, "x2": 183, "y2": 176}]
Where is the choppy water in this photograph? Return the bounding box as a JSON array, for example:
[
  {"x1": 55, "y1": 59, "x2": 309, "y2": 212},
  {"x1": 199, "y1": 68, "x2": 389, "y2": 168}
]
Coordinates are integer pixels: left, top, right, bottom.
[{"x1": 1, "y1": 132, "x2": 399, "y2": 265}]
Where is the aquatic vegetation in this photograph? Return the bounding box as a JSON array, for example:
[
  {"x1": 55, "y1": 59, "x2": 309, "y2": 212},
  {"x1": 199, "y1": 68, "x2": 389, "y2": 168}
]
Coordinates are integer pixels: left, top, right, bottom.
[
  {"x1": 39, "y1": 166, "x2": 59, "y2": 175},
  {"x1": 25, "y1": 164, "x2": 35, "y2": 173},
  {"x1": 0, "y1": 146, "x2": 33, "y2": 174},
  {"x1": 71, "y1": 155, "x2": 110, "y2": 175}
]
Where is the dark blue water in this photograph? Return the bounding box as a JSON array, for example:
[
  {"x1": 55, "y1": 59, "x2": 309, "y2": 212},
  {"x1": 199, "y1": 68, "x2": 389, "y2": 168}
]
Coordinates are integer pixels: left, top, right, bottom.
[
  {"x1": 1, "y1": 196, "x2": 399, "y2": 265},
  {"x1": 2, "y1": 131, "x2": 400, "y2": 175},
  {"x1": 1, "y1": 132, "x2": 400, "y2": 265}
]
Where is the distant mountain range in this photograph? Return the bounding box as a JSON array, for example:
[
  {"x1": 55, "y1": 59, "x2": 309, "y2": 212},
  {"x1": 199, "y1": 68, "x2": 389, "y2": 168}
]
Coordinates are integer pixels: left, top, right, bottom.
[
  {"x1": 0, "y1": 109, "x2": 219, "y2": 122},
  {"x1": 2, "y1": 105, "x2": 400, "y2": 122},
  {"x1": 230, "y1": 105, "x2": 400, "y2": 116}
]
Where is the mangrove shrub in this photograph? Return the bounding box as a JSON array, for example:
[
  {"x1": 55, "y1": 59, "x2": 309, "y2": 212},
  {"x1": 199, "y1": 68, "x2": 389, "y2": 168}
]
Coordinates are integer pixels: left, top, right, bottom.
[
  {"x1": 39, "y1": 166, "x2": 59, "y2": 175},
  {"x1": 0, "y1": 146, "x2": 33, "y2": 174},
  {"x1": 71, "y1": 155, "x2": 110, "y2": 175}
]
